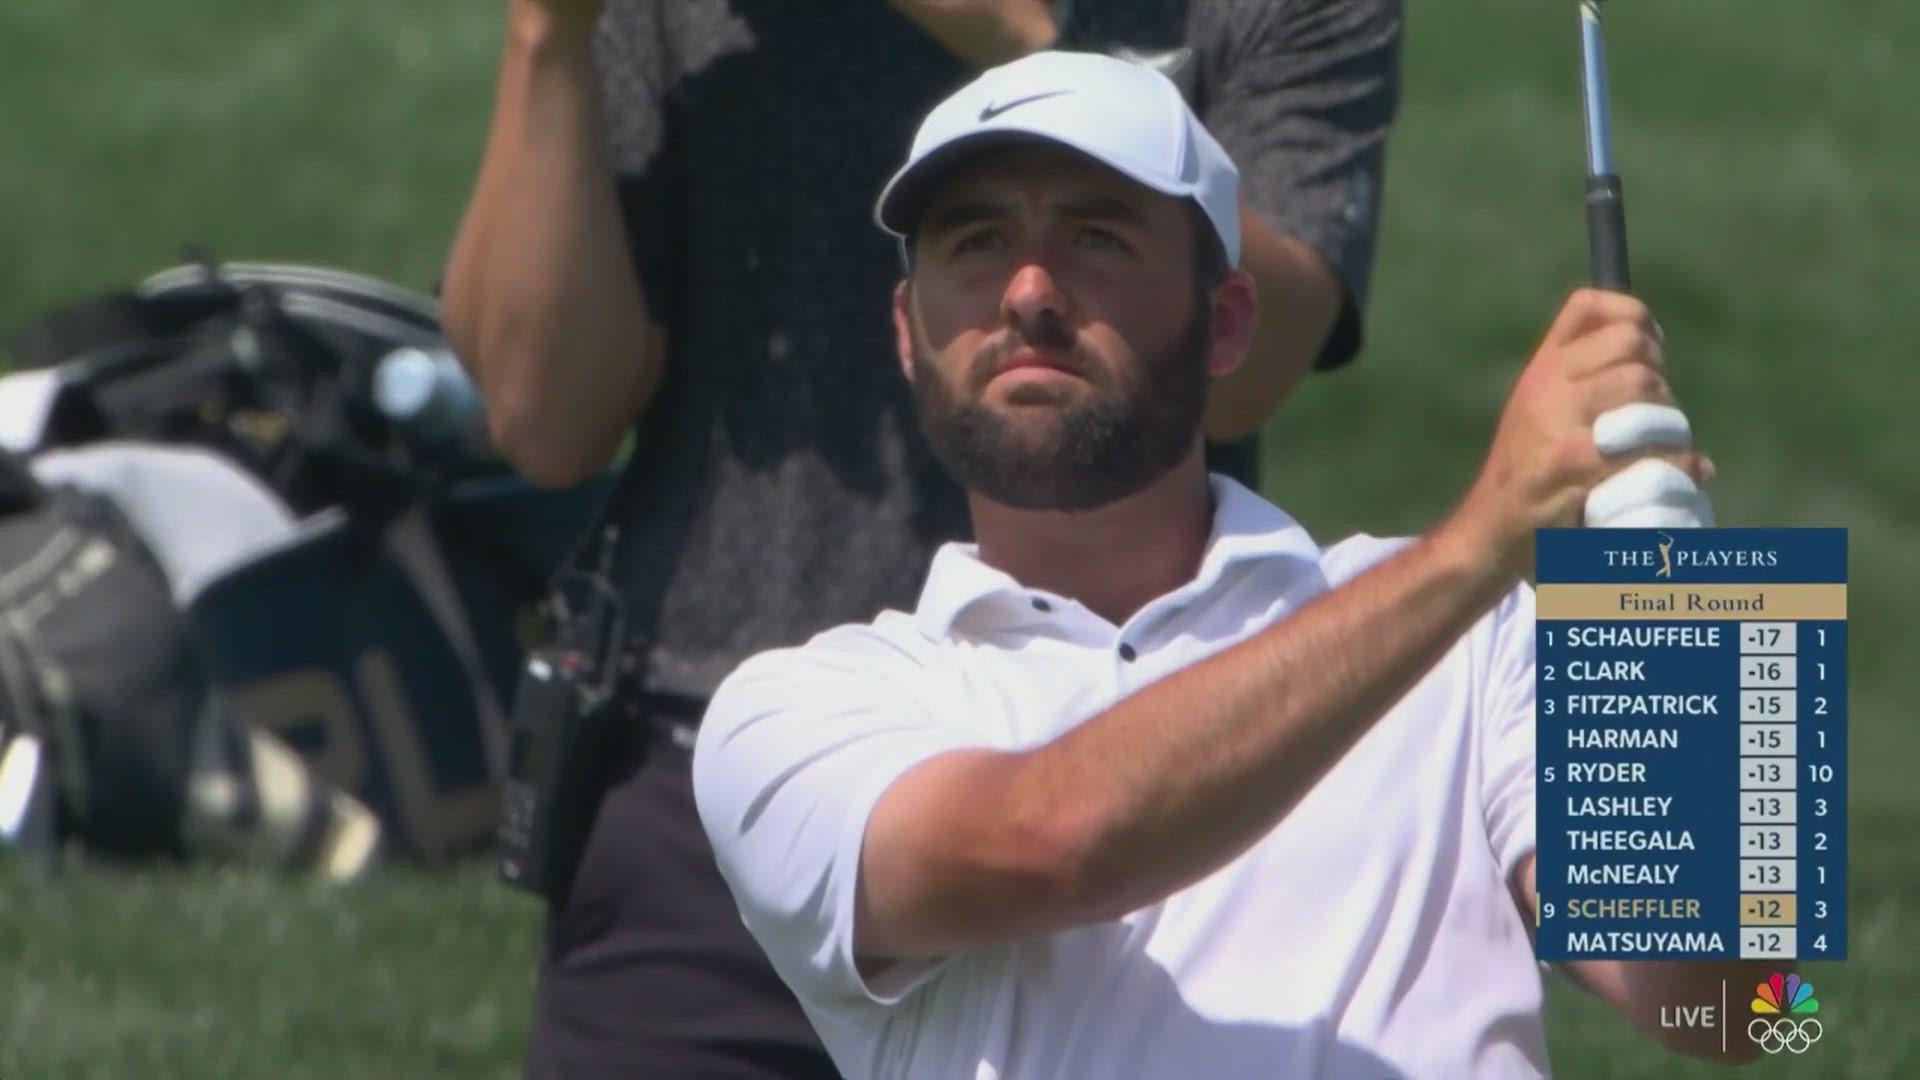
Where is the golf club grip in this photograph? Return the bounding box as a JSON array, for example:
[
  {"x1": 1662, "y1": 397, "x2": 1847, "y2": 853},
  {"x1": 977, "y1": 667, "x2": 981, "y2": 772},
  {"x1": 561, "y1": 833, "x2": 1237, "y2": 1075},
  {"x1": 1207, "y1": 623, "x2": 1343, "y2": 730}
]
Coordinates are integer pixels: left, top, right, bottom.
[{"x1": 1586, "y1": 173, "x2": 1631, "y2": 292}]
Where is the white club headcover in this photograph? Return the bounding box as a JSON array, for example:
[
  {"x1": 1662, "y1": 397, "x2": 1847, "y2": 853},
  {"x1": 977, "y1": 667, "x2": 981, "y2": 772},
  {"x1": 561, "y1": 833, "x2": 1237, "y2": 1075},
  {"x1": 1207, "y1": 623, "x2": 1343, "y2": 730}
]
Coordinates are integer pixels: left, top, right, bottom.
[{"x1": 1584, "y1": 403, "x2": 1715, "y2": 529}]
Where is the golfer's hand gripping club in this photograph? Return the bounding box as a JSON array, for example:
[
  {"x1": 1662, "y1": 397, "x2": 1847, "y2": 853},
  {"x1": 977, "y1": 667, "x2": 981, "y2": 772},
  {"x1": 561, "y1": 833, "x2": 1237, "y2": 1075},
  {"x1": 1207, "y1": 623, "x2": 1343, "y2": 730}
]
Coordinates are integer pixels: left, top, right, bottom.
[
  {"x1": 1584, "y1": 405, "x2": 1713, "y2": 529},
  {"x1": 1575, "y1": 0, "x2": 1713, "y2": 530}
]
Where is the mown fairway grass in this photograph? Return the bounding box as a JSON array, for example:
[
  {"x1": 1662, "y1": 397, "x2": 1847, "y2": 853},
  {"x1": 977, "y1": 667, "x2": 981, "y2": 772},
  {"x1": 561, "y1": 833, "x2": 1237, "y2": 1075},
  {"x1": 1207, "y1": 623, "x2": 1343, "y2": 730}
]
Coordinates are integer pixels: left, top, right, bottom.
[{"x1": 3, "y1": 0, "x2": 1914, "y2": 1075}]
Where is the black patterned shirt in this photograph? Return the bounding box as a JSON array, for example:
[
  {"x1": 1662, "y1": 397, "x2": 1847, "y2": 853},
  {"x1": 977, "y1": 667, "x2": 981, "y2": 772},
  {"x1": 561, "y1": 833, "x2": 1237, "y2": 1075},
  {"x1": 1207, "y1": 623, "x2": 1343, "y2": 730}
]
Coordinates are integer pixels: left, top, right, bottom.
[{"x1": 589, "y1": 0, "x2": 1401, "y2": 702}]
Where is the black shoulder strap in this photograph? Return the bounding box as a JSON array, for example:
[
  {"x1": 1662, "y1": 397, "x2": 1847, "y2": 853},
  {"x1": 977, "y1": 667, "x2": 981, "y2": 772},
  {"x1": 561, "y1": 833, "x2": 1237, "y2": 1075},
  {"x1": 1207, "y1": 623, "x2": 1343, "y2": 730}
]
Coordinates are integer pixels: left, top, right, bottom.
[{"x1": 545, "y1": 521, "x2": 622, "y2": 643}]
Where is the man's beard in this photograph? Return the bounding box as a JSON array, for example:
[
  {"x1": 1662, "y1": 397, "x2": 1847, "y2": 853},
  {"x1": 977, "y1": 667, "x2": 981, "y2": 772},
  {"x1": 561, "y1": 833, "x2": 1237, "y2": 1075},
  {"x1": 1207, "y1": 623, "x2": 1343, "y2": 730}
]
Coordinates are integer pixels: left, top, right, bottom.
[{"x1": 910, "y1": 306, "x2": 1212, "y2": 513}]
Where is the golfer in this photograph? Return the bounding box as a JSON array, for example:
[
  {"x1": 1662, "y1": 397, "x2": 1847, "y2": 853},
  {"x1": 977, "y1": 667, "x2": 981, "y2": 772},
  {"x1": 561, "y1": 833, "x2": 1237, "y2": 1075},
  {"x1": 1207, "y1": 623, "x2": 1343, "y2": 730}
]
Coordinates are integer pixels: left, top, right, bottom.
[{"x1": 692, "y1": 50, "x2": 1769, "y2": 1079}]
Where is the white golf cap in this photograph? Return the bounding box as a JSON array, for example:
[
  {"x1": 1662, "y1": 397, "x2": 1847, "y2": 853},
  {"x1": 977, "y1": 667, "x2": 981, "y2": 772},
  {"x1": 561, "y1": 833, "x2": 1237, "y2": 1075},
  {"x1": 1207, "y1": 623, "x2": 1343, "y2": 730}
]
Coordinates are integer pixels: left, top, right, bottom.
[{"x1": 874, "y1": 50, "x2": 1241, "y2": 266}]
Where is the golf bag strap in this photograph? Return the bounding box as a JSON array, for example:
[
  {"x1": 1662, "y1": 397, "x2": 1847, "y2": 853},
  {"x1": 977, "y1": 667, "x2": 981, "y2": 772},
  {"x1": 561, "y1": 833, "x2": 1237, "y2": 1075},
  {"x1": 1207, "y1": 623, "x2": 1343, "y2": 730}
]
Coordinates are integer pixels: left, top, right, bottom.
[{"x1": 383, "y1": 503, "x2": 511, "y2": 778}]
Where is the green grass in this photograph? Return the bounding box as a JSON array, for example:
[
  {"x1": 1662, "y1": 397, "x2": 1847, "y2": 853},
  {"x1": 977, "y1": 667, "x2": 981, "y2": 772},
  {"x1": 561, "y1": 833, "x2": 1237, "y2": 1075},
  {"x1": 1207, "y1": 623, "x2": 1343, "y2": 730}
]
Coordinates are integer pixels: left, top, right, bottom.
[
  {"x1": 0, "y1": 864, "x2": 539, "y2": 1080},
  {"x1": 2, "y1": 0, "x2": 1916, "y2": 1076}
]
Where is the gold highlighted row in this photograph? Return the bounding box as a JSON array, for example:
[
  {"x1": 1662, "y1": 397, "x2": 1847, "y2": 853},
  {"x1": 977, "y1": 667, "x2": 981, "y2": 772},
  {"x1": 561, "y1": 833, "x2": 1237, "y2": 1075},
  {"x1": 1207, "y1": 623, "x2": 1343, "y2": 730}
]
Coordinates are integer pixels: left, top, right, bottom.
[
  {"x1": 1741, "y1": 893, "x2": 1797, "y2": 925},
  {"x1": 1537, "y1": 584, "x2": 1847, "y2": 621}
]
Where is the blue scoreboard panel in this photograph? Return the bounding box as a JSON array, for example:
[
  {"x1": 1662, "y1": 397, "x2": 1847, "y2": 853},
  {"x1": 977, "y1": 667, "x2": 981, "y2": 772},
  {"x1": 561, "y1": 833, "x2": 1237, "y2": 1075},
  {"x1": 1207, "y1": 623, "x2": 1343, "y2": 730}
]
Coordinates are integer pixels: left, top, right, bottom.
[{"x1": 1533, "y1": 528, "x2": 1847, "y2": 962}]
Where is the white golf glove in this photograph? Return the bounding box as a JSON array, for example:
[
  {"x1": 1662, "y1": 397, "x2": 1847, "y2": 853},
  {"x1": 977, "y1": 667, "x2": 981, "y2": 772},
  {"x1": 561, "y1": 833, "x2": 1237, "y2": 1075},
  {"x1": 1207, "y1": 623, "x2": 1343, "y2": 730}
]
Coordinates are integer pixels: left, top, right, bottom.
[{"x1": 1583, "y1": 402, "x2": 1715, "y2": 529}]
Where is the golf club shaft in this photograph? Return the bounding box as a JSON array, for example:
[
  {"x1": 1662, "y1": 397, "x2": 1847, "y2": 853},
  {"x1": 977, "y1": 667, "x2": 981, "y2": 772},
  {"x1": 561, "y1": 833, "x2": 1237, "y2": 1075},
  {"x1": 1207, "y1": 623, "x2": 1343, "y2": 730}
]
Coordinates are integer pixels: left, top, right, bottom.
[
  {"x1": 1580, "y1": 0, "x2": 1631, "y2": 292},
  {"x1": 1574, "y1": 1, "x2": 1711, "y2": 530}
]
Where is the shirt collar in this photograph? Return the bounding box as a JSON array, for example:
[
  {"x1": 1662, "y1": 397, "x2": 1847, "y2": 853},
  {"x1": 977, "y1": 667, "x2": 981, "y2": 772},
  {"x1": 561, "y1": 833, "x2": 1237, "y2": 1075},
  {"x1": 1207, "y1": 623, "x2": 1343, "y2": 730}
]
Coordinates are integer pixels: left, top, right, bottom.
[{"x1": 913, "y1": 473, "x2": 1324, "y2": 638}]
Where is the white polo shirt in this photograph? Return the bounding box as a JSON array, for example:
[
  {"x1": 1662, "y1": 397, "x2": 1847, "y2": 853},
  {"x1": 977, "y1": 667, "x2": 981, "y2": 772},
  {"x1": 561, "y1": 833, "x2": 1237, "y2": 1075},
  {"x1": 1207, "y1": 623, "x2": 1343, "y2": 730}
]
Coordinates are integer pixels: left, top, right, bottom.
[{"x1": 693, "y1": 475, "x2": 1547, "y2": 1080}]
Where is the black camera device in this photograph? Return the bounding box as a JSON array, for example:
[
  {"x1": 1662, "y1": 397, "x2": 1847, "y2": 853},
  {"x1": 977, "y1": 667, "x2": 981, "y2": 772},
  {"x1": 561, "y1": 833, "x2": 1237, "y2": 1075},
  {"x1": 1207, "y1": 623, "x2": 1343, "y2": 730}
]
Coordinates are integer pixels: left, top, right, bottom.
[{"x1": 498, "y1": 525, "x2": 637, "y2": 902}]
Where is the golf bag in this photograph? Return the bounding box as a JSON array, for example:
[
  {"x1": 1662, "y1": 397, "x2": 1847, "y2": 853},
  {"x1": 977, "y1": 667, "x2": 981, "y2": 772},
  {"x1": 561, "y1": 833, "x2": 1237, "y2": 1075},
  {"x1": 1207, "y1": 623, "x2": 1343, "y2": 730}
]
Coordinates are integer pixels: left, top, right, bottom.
[
  {"x1": 0, "y1": 254, "x2": 614, "y2": 874},
  {"x1": 0, "y1": 448, "x2": 215, "y2": 864}
]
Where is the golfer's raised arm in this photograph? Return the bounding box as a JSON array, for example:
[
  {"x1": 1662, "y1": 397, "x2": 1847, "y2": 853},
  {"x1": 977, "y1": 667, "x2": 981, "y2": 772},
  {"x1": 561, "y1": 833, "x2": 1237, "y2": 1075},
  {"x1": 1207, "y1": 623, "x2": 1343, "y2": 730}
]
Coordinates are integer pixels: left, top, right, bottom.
[
  {"x1": 896, "y1": 531, "x2": 1518, "y2": 947},
  {"x1": 440, "y1": 0, "x2": 662, "y2": 489}
]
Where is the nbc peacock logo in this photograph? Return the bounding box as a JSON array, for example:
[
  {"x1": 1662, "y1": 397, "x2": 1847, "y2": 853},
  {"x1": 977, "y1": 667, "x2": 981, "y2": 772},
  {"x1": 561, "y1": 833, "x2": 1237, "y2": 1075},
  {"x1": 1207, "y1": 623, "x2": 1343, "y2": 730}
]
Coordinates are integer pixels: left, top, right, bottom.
[{"x1": 1747, "y1": 973, "x2": 1822, "y2": 1054}]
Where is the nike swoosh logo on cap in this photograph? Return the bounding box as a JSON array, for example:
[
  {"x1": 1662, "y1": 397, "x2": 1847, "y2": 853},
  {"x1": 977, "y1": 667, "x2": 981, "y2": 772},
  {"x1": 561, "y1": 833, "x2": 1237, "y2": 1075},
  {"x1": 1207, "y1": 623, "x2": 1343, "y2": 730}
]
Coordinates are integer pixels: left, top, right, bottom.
[{"x1": 978, "y1": 90, "x2": 1070, "y2": 121}]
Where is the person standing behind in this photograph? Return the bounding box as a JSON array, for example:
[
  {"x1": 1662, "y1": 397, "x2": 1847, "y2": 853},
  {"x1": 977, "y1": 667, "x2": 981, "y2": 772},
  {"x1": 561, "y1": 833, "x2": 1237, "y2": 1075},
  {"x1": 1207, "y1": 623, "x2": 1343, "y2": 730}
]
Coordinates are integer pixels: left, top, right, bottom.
[{"x1": 438, "y1": 2, "x2": 1400, "y2": 1078}]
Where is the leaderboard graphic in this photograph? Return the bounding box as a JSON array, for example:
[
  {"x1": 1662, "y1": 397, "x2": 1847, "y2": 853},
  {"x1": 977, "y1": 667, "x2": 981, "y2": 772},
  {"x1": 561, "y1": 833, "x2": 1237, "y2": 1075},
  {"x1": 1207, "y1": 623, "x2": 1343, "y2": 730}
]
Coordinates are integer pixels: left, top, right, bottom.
[{"x1": 1533, "y1": 527, "x2": 1847, "y2": 963}]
